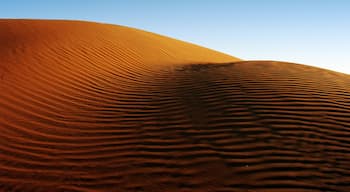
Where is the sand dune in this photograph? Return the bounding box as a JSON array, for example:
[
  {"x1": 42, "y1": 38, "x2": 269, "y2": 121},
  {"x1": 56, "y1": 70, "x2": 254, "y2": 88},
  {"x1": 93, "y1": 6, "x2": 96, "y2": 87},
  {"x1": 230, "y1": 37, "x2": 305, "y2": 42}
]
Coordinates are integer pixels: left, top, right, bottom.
[{"x1": 1, "y1": 20, "x2": 350, "y2": 192}]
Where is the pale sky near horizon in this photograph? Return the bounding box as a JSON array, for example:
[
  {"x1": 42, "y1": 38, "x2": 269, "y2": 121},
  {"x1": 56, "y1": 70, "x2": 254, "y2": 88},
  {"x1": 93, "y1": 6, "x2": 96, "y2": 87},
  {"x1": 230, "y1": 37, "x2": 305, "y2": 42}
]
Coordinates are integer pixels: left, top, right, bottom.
[{"x1": 2, "y1": 0, "x2": 350, "y2": 74}]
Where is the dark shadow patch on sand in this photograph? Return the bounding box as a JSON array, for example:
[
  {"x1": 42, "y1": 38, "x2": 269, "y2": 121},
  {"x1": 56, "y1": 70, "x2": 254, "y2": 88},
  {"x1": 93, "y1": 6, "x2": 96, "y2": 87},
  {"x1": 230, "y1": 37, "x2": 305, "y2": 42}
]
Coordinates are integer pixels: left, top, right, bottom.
[{"x1": 175, "y1": 63, "x2": 235, "y2": 72}]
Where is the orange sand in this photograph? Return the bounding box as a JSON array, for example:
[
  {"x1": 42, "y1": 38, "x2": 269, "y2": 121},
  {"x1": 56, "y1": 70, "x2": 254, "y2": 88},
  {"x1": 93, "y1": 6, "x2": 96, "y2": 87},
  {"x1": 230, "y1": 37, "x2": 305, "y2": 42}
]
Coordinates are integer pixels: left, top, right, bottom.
[{"x1": 1, "y1": 20, "x2": 350, "y2": 192}]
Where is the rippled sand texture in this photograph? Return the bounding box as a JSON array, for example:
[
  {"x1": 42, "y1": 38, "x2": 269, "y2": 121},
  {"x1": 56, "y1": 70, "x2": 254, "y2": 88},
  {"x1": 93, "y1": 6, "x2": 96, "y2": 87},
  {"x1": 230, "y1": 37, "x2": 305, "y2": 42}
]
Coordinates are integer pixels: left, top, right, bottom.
[{"x1": 1, "y1": 20, "x2": 350, "y2": 192}]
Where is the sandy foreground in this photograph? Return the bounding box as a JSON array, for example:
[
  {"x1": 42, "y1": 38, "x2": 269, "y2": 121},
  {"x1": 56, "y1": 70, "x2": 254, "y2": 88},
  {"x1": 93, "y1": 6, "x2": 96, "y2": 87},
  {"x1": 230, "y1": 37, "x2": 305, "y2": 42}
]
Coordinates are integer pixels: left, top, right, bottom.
[{"x1": 1, "y1": 20, "x2": 350, "y2": 192}]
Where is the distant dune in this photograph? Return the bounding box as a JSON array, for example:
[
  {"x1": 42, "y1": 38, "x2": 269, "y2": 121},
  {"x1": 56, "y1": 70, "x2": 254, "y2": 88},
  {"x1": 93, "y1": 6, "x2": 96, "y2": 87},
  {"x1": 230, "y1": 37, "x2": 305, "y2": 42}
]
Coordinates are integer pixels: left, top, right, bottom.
[{"x1": 1, "y1": 20, "x2": 350, "y2": 192}]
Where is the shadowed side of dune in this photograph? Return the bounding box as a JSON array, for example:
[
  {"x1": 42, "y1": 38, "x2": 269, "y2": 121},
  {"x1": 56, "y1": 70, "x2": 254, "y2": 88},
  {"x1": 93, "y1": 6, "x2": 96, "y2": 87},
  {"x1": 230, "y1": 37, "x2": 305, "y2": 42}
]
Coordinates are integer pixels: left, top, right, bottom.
[{"x1": 1, "y1": 20, "x2": 350, "y2": 192}]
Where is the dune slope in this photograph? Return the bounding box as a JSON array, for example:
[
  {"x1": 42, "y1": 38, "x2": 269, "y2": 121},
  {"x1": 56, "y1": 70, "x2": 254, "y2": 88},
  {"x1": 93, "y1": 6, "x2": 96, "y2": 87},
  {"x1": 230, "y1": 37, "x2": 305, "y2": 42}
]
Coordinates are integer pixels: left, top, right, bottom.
[{"x1": 1, "y1": 20, "x2": 350, "y2": 192}]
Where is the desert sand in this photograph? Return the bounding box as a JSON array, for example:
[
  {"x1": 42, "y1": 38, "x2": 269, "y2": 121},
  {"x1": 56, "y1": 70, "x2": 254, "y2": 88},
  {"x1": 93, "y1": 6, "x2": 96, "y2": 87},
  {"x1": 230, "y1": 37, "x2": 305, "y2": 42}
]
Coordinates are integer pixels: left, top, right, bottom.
[{"x1": 1, "y1": 19, "x2": 350, "y2": 192}]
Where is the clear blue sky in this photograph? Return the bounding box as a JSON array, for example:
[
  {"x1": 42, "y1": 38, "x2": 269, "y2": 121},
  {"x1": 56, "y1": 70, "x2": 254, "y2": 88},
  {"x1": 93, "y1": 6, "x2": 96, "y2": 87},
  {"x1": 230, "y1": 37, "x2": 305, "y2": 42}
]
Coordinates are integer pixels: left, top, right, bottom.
[{"x1": 2, "y1": 0, "x2": 350, "y2": 74}]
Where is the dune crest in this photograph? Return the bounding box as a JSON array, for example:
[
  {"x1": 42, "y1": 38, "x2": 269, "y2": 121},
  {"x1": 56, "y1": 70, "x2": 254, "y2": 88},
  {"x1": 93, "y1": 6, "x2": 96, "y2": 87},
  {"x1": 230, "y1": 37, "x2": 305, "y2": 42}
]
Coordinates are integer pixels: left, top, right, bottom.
[{"x1": 1, "y1": 20, "x2": 350, "y2": 192}]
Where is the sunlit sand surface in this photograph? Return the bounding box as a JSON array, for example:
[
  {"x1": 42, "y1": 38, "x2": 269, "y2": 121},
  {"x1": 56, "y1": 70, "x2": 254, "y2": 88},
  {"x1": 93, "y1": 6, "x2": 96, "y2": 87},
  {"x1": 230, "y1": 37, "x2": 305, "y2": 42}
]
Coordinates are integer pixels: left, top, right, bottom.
[{"x1": 1, "y1": 20, "x2": 350, "y2": 192}]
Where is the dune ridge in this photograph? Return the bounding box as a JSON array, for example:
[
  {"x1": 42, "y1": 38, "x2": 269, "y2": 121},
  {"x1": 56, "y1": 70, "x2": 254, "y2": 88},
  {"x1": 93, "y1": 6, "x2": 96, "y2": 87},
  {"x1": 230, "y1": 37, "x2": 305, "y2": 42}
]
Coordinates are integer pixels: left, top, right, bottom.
[{"x1": 1, "y1": 20, "x2": 350, "y2": 192}]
